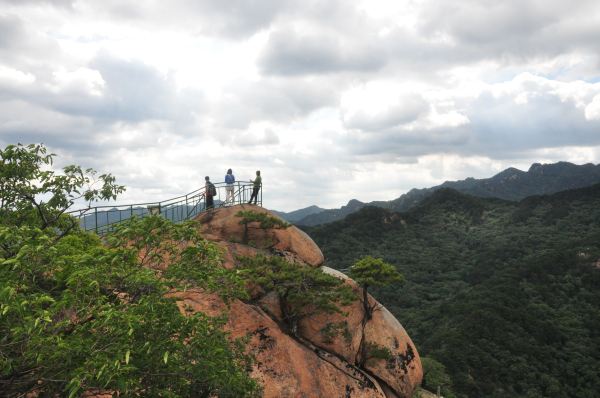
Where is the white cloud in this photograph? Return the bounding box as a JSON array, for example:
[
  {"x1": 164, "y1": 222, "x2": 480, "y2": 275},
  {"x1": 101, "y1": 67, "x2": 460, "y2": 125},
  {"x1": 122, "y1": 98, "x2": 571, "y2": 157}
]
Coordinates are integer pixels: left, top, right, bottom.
[
  {"x1": 585, "y1": 94, "x2": 600, "y2": 120},
  {"x1": 1, "y1": 0, "x2": 600, "y2": 211},
  {"x1": 0, "y1": 65, "x2": 36, "y2": 85}
]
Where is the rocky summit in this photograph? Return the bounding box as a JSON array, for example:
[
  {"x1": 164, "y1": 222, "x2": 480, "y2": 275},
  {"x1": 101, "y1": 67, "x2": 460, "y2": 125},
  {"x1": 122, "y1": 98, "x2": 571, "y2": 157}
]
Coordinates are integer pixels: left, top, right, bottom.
[{"x1": 170, "y1": 205, "x2": 423, "y2": 398}]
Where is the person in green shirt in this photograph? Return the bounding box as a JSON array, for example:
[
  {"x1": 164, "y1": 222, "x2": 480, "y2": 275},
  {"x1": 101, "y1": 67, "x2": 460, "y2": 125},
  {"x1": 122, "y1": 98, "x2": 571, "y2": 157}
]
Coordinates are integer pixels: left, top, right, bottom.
[{"x1": 248, "y1": 170, "x2": 261, "y2": 205}]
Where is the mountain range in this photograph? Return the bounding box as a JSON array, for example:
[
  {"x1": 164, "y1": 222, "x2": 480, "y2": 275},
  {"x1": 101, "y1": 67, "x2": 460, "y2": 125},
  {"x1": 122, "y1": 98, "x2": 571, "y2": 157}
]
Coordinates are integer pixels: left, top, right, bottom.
[
  {"x1": 304, "y1": 184, "x2": 600, "y2": 397},
  {"x1": 273, "y1": 161, "x2": 600, "y2": 226}
]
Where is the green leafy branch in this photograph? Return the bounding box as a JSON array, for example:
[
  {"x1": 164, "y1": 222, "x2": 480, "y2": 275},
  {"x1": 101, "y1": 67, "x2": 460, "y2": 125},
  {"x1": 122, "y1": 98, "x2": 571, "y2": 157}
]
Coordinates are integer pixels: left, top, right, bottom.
[{"x1": 237, "y1": 255, "x2": 354, "y2": 336}]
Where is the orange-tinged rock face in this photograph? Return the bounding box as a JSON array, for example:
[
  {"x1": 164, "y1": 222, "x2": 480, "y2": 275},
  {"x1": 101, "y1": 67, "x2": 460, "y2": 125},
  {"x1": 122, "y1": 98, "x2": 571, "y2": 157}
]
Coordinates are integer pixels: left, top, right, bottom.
[
  {"x1": 258, "y1": 266, "x2": 423, "y2": 397},
  {"x1": 195, "y1": 205, "x2": 324, "y2": 267},
  {"x1": 363, "y1": 304, "x2": 422, "y2": 397},
  {"x1": 163, "y1": 205, "x2": 423, "y2": 397},
  {"x1": 167, "y1": 289, "x2": 388, "y2": 398}
]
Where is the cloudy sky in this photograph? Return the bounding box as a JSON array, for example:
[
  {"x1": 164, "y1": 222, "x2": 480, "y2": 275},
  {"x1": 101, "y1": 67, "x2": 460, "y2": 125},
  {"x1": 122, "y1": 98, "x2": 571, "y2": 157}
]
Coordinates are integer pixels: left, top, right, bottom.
[{"x1": 2, "y1": 0, "x2": 600, "y2": 211}]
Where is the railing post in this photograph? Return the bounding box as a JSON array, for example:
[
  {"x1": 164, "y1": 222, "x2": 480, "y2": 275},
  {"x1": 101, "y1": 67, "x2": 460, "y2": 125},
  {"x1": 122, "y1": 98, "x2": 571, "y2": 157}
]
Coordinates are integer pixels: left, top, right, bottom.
[{"x1": 94, "y1": 207, "x2": 98, "y2": 234}]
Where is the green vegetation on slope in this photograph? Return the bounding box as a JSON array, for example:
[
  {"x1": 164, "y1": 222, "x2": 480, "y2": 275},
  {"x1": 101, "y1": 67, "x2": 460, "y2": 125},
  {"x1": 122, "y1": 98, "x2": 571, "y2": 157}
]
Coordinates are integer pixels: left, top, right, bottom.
[
  {"x1": 0, "y1": 144, "x2": 259, "y2": 397},
  {"x1": 306, "y1": 187, "x2": 600, "y2": 398},
  {"x1": 238, "y1": 254, "x2": 354, "y2": 336}
]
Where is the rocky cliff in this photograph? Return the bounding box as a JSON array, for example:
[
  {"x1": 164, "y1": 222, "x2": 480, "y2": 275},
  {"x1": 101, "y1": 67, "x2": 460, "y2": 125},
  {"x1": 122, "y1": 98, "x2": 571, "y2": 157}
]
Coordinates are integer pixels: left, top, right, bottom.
[{"x1": 174, "y1": 205, "x2": 422, "y2": 397}]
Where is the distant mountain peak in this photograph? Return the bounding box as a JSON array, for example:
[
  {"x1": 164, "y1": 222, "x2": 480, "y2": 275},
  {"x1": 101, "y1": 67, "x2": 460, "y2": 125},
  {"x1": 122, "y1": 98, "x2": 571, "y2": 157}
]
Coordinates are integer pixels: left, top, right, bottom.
[
  {"x1": 290, "y1": 161, "x2": 600, "y2": 226},
  {"x1": 344, "y1": 199, "x2": 364, "y2": 208},
  {"x1": 528, "y1": 162, "x2": 543, "y2": 172}
]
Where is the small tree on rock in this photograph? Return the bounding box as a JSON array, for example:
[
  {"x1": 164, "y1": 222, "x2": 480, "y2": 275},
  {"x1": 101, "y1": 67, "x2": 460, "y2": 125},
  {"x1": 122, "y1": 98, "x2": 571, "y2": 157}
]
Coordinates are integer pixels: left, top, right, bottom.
[
  {"x1": 235, "y1": 210, "x2": 290, "y2": 245},
  {"x1": 349, "y1": 256, "x2": 403, "y2": 320},
  {"x1": 238, "y1": 255, "x2": 354, "y2": 336},
  {"x1": 349, "y1": 256, "x2": 403, "y2": 368}
]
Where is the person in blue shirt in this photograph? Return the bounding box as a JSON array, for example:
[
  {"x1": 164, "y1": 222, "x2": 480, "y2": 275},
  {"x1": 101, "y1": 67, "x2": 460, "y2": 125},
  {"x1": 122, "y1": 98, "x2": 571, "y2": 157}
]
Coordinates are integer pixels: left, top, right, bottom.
[{"x1": 225, "y1": 168, "x2": 235, "y2": 205}]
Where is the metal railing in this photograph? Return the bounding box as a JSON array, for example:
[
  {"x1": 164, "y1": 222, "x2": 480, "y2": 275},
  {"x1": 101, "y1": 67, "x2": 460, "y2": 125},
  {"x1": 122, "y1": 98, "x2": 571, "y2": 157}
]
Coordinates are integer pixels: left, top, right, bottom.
[{"x1": 68, "y1": 181, "x2": 262, "y2": 235}]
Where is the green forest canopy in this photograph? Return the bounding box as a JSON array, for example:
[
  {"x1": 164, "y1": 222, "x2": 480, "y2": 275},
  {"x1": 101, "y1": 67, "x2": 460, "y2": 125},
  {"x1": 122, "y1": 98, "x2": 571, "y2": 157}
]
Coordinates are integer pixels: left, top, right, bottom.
[{"x1": 306, "y1": 187, "x2": 600, "y2": 398}]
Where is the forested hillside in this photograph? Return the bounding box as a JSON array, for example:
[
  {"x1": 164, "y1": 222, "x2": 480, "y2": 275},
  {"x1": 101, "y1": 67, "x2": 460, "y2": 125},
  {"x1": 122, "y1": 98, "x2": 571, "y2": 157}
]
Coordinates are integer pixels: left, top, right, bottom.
[{"x1": 306, "y1": 186, "x2": 600, "y2": 398}]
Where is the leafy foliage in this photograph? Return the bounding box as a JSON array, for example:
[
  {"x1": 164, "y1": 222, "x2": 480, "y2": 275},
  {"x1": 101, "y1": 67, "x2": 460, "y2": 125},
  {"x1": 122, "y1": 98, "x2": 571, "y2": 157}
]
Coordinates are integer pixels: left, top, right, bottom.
[
  {"x1": 105, "y1": 216, "x2": 247, "y2": 302},
  {"x1": 349, "y1": 256, "x2": 402, "y2": 321},
  {"x1": 235, "y1": 210, "x2": 290, "y2": 245},
  {"x1": 320, "y1": 321, "x2": 352, "y2": 345},
  {"x1": 420, "y1": 357, "x2": 455, "y2": 398},
  {"x1": 237, "y1": 255, "x2": 354, "y2": 336},
  {"x1": 236, "y1": 210, "x2": 290, "y2": 229},
  {"x1": 0, "y1": 143, "x2": 125, "y2": 232},
  {"x1": 0, "y1": 143, "x2": 258, "y2": 397},
  {"x1": 349, "y1": 256, "x2": 403, "y2": 289},
  {"x1": 362, "y1": 342, "x2": 393, "y2": 364},
  {"x1": 307, "y1": 186, "x2": 600, "y2": 398}
]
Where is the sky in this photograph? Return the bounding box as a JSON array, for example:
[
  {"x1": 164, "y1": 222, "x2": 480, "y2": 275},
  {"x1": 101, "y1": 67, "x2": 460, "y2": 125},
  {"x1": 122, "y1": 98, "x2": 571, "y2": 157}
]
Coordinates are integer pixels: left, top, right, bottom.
[{"x1": 1, "y1": 0, "x2": 600, "y2": 211}]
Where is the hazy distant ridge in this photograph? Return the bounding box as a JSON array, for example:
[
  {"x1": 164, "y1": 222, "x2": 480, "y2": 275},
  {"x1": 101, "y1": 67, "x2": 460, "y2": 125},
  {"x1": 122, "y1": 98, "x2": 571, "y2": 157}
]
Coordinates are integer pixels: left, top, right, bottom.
[{"x1": 275, "y1": 161, "x2": 600, "y2": 226}]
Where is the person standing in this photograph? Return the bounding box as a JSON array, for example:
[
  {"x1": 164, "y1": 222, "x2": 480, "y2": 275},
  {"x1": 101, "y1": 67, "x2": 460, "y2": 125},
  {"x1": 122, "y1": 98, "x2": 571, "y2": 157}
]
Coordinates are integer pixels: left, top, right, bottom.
[
  {"x1": 205, "y1": 176, "x2": 216, "y2": 209},
  {"x1": 225, "y1": 168, "x2": 235, "y2": 205},
  {"x1": 248, "y1": 170, "x2": 261, "y2": 205}
]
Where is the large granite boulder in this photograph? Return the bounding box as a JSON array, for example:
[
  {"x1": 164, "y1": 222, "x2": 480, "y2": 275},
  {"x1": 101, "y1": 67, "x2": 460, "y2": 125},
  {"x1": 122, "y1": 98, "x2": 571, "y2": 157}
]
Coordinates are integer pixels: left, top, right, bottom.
[
  {"x1": 167, "y1": 289, "x2": 388, "y2": 398},
  {"x1": 195, "y1": 205, "x2": 324, "y2": 267},
  {"x1": 258, "y1": 266, "x2": 422, "y2": 397},
  {"x1": 168, "y1": 205, "x2": 423, "y2": 397}
]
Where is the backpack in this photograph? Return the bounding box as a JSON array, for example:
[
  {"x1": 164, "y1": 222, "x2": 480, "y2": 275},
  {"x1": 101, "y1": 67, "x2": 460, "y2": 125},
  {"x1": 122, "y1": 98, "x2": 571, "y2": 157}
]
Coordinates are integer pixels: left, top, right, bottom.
[{"x1": 208, "y1": 182, "x2": 217, "y2": 197}]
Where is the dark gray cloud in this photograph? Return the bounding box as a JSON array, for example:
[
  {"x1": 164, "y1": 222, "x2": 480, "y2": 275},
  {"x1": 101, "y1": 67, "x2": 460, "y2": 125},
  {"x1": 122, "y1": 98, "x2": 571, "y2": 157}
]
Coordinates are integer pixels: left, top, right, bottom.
[
  {"x1": 184, "y1": 0, "x2": 290, "y2": 37},
  {"x1": 81, "y1": 0, "x2": 293, "y2": 38},
  {"x1": 0, "y1": 99, "x2": 99, "y2": 155},
  {"x1": 216, "y1": 76, "x2": 339, "y2": 129},
  {"x1": 0, "y1": 0, "x2": 73, "y2": 6},
  {"x1": 0, "y1": 14, "x2": 25, "y2": 49},
  {"x1": 256, "y1": 1, "x2": 600, "y2": 80},
  {"x1": 415, "y1": 0, "x2": 600, "y2": 65},
  {"x1": 467, "y1": 90, "x2": 600, "y2": 156},
  {"x1": 0, "y1": 51, "x2": 205, "y2": 164},
  {"x1": 234, "y1": 129, "x2": 280, "y2": 147},
  {"x1": 259, "y1": 27, "x2": 385, "y2": 76},
  {"x1": 88, "y1": 55, "x2": 180, "y2": 121},
  {"x1": 343, "y1": 95, "x2": 429, "y2": 132},
  {"x1": 344, "y1": 126, "x2": 470, "y2": 161},
  {"x1": 0, "y1": 51, "x2": 204, "y2": 123},
  {"x1": 341, "y1": 77, "x2": 600, "y2": 161},
  {"x1": 0, "y1": 14, "x2": 61, "y2": 68}
]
